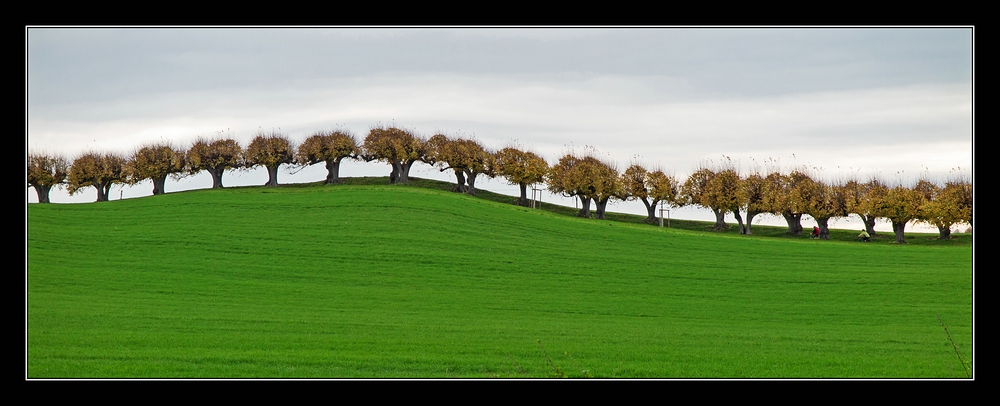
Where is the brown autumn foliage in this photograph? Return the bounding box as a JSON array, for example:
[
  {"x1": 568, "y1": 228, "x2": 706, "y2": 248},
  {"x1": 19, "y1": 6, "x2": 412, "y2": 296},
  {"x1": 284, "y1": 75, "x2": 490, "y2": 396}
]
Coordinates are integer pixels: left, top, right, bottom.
[
  {"x1": 877, "y1": 184, "x2": 927, "y2": 244},
  {"x1": 425, "y1": 134, "x2": 467, "y2": 191},
  {"x1": 246, "y1": 132, "x2": 294, "y2": 187},
  {"x1": 67, "y1": 152, "x2": 127, "y2": 202},
  {"x1": 589, "y1": 159, "x2": 620, "y2": 220},
  {"x1": 547, "y1": 152, "x2": 619, "y2": 219},
  {"x1": 736, "y1": 172, "x2": 768, "y2": 235},
  {"x1": 28, "y1": 152, "x2": 70, "y2": 203},
  {"x1": 950, "y1": 179, "x2": 973, "y2": 227},
  {"x1": 842, "y1": 178, "x2": 887, "y2": 237},
  {"x1": 681, "y1": 166, "x2": 740, "y2": 231},
  {"x1": 126, "y1": 143, "x2": 186, "y2": 195},
  {"x1": 917, "y1": 179, "x2": 972, "y2": 239},
  {"x1": 494, "y1": 147, "x2": 549, "y2": 206},
  {"x1": 362, "y1": 125, "x2": 426, "y2": 185},
  {"x1": 777, "y1": 170, "x2": 815, "y2": 235},
  {"x1": 187, "y1": 137, "x2": 243, "y2": 188},
  {"x1": 799, "y1": 177, "x2": 848, "y2": 240},
  {"x1": 296, "y1": 130, "x2": 360, "y2": 185},
  {"x1": 620, "y1": 164, "x2": 680, "y2": 223},
  {"x1": 424, "y1": 134, "x2": 494, "y2": 196}
]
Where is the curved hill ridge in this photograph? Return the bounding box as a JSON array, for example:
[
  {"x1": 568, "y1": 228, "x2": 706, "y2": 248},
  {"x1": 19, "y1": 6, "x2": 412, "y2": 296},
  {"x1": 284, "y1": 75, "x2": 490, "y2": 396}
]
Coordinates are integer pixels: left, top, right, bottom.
[{"x1": 27, "y1": 181, "x2": 973, "y2": 378}]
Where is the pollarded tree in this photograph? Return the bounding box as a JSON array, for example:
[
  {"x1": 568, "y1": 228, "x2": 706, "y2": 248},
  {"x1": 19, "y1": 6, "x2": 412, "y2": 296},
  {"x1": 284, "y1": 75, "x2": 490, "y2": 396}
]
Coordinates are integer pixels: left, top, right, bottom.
[
  {"x1": 779, "y1": 170, "x2": 815, "y2": 235},
  {"x1": 362, "y1": 125, "x2": 426, "y2": 185},
  {"x1": 296, "y1": 129, "x2": 360, "y2": 185},
  {"x1": 916, "y1": 179, "x2": 970, "y2": 240},
  {"x1": 758, "y1": 170, "x2": 811, "y2": 235},
  {"x1": 493, "y1": 146, "x2": 549, "y2": 206},
  {"x1": 842, "y1": 177, "x2": 887, "y2": 237},
  {"x1": 681, "y1": 167, "x2": 739, "y2": 231},
  {"x1": 425, "y1": 135, "x2": 494, "y2": 196},
  {"x1": 801, "y1": 178, "x2": 848, "y2": 240},
  {"x1": 949, "y1": 178, "x2": 973, "y2": 227},
  {"x1": 126, "y1": 143, "x2": 186, "y2": 195},
  {"x1": 681, "y1": 168, "x2": 716, "y2": 228},
  {"x1": 425, "y1": 134, "x2": 467, "y2": 192},
  {"x1": 713, "y1": 168, "x2": 743, "y2": 232},
  {"x1": 546, "y1": 150, "x2": 621, "y2": 219},
  {"x1": 736, "y1": 172, "x2": 767, "y2": 235},
  {"x1": 246, "y1": 131, "x2": 295, "y2": 187},
  {"x1": 67, "y1": 152, "x2": 127, "y2": 202},
  {"x1": 589, "y1": 158, "x2": 620, "y2": 220},
  {"x1": 878, "y1": 184, "x2": 926, "y2": 244},
  {"x1": 187, "y1": 137, "x2": 243, "y2": 188},
  {"x1": 28, "y1": 152, "x2": 69, "y2": 203},
  {"x1": 620, "y1": 164, "x2": 680, "y2": 223},
  {"x1": 547, "y1": 153, "x2": 596, "y2": 218}
]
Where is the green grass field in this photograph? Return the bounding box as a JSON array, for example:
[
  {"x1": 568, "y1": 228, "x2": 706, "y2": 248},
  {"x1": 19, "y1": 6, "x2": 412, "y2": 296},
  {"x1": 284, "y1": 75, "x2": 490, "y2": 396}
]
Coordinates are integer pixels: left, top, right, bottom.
[{"x1": 26, "y1": 178, "x2": 973, "y2": 378}]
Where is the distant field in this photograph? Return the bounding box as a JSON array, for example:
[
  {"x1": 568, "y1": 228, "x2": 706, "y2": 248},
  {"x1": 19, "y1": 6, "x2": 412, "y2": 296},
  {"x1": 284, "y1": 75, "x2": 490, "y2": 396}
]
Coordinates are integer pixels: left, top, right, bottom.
[{"x1": 26, "y1": 179, "x2": 973, "y2": 378}]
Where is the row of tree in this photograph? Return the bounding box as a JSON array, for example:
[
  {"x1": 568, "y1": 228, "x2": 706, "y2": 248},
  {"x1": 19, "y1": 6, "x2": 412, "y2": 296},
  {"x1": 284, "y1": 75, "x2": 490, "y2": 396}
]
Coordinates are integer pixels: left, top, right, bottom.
[
  {"x1": 673, "y1": 164, "x2": 972, "y2": 243},
  {"x1": 28, "y1": 126, "x2": 972, "y2": 243}
]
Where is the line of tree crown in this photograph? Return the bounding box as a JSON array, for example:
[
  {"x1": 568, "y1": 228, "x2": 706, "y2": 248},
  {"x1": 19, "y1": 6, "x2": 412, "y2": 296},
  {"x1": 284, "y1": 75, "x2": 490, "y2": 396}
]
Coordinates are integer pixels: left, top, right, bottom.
[{"x1": 28, "y1": 125, "x2": 972, "y2": 244}]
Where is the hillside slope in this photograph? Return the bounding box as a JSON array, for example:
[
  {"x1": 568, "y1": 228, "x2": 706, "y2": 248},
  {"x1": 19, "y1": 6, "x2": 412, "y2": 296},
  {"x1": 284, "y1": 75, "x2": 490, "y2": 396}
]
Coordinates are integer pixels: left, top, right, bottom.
[{"x1": 27, "y1": 183, "x2": 973, "y2": 378}]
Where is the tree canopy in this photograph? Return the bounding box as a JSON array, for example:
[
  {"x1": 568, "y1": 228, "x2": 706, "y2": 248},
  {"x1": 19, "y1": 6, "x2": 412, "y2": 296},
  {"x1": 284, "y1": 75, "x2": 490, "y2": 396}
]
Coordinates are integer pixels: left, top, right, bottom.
[
  {"x1": 620, "y1": 164, "x2": 680, "y2": 223},
  {"x1": 424, "y1": 135, "x2": 494, "y2": 196},
  {"x1": 735, "y1": 172, "x2": 767, "y2": 235},
  {"x1": 548, "y1": 152, "x2": 619, "y2": 219},
  {"x1": 187, "y1": 137, "x2": 243, "y2": 188},
  {"x1": 494, "y1": 147, "x2": 549, "y2": 206},
  {"x1": 296, "y1": 130, "x2": 359, "y2": 185},
  {"x1": 67, "y1": 152, "x2": 127, "y2": 202},
  {"x1": 246, "y1": 132, "x2": 295, "y2": 187},
  {"x1": 28, "y1": 153, "x2": 69, "y2": 203},
  {"x1": 127, "y1": 143, "x2": 186, "y2": 195},
  {"x1": 362, "y1": 126, "x2": 426, "y2": 185},
  {"x1": 681, "y1": 167, "x2": 740, "y2": 231},
  {"x1": 917, "y1": 179, "x2": 972, "y2": 239},
  {"x1": 878, "y1": 184, "x2": 926, "y2": 244}
]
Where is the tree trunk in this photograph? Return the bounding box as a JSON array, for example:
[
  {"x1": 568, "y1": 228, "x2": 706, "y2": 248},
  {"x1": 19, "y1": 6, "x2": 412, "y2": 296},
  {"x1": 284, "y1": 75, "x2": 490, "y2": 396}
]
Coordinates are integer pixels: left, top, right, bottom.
[
  {"x1": 452, "y1": 169, "x2": 466, "y2": 193},
  {"x1": 892, "y1": 220, "x2": 907, "y2": 244},
  {"x1": 783, "y1": 212, "x2": 803, "y2": 235},
  {"x1": 152, "y1": 176, "x2": 167, "y2": 195},
  {"x1": 516, "y1": 183, "x2": 529, "y2": 206},
  {"x1": 265, "y1": 166, "x2": 279, "y2": 187},
  {"x1": 711, "y1": 208, "x2": 728, "y2": 231},
  {"x1": 594, "y1": 196, "x2": 610, "y2": 220},
  {"x1": 577, "y1": 196, "x2": 592, "y2": 218},
  {"x1": 464, "y1": 169, "x2": 477, "y2": 196},
  {"x1": 32, "y1": 184, "x2": 52, "y2": 203},
  {"x1": 641, "y1": 197, "x2": 657, "y2": 223},
  {"x1": 816, "y1": 217, "x2": 831, "y2": 240},
  {"x1": 397, "y1": 161, "x2": 413, "y2": 185},
  {"x1": 324, "y1": 160, "x2": 342, "y2": 184},
  {"x1": 389, "y1": 161, "x2": 401, "y2": 184},
  {"x1": 859, "y1": 214, "x2": 877, "y2": 236},
  {"x1": 95, "y1": 182, "x2": 109, "y2": 202},
  {"x1": 937, "y1": 225, "x2": 952, "y2": 240},
  {"x1": 745, "y1": 211, "x2": 759, "y2": 235},
  {"x1": 208, "y1": 167, "x2": 225, "y2": 188},
  {"x1": 734, "y1": 210, "x2": 745, "y2": 234}
]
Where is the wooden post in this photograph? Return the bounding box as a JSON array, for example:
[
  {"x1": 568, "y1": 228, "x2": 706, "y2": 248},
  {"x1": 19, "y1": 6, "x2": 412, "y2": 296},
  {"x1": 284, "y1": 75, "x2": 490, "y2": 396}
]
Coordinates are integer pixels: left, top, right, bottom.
[
  {"x1": 659, "y1": 201, "x2": 664, "y2": 227},
  {"x1": 531, "y1": 188, "x2": 543, "y2": 209}
]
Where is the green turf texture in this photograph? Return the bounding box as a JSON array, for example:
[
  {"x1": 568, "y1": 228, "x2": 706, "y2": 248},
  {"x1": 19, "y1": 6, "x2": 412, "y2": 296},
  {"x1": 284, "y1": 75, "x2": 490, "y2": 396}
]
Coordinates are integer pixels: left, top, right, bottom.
[{"x1": 27, "y1": 179, "x2": 973, "y2": 378}]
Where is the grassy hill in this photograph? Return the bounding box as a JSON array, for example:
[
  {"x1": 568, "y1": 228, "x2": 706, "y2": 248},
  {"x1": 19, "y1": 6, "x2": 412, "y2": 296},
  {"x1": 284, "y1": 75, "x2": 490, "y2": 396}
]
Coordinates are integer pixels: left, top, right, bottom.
[{"x1": 26, "y1": 179, "x2": 973, "y2": 378}]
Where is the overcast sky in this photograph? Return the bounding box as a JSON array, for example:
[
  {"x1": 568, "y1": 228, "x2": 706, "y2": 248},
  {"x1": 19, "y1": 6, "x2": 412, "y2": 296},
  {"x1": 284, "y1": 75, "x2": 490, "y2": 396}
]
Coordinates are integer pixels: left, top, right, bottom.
[{"x1": 26, "y1": 27, "x2": 973, "y2": 232}]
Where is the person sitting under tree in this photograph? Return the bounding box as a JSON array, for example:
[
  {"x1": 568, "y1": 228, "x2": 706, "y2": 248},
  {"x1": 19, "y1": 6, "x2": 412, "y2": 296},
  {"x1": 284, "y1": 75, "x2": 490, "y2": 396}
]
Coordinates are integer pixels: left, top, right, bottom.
[{"x1": 858, "y1": 229, "x2": 870, "y2": 242}]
